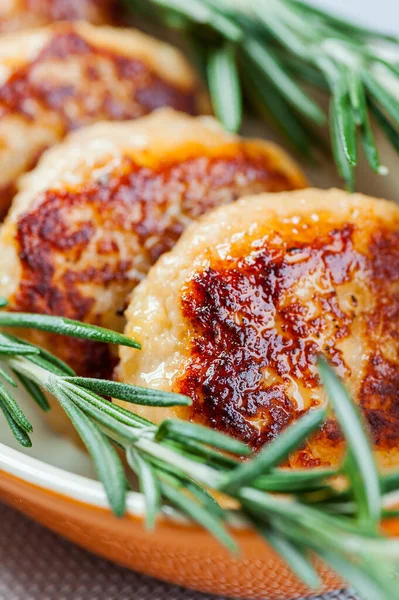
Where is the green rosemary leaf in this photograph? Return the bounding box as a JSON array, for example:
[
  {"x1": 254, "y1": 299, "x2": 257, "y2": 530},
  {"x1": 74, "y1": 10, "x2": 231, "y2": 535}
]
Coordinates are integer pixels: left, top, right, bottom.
[
  {"x1": 72, "y1": 385, "x2": 154, "y2": 429},
  {"x1": 135, "y1": 436, "x2": 223, "y2": 489},
  {"x1": 244, "y1": 38, "x2": 325, "y2": 125},
  {"x1": 252, "y1": 519, "x2": 320, "y2": 589},
  {"x1": 0, "y1": 366, "x2": 17, "y2": 387},
  {"x1": 155, "y1": 466, "x2": 226, "y2": 521},
  {"x1": 23, "y1": 353, "x2": 68, "y2": 376},
  {"x1": 280, "y1": 52, "x2": 327, "y2": 90},
  {"x1": 185, "y1": 478, "x2": 226, "y2": 521},
  {"x1": 318, "y1": 358, "x2": 381, "y2": 532},
  {"x1": 240, "y1": 488, "x2": 392, "y2": 554},
  {"x1": 13, "y1": 371, "x2": 50, "y2": 412},
  {"x1": 2, "y1": 333, "x2": 76, "y2": 376},
  {"x1": 162, "y1": 437, "x2": 228, "y2": 470},
  {"x1": 0, "y1": 313, "x2": 141, "y2": 349},
  {"x1": 360, "y1": 109, "x2": 383, "y2": 174},
  {"x1": 115, "y1": 409, "x2": 154, "y2": 428},
  {"x1": 255, "y1": 2, "x2": 309, "y2": 59},
  {"x1": 253, "y1": 467, "x2": 336, "y2": 493},
  {"x1": 242, "y1": 61, "x2": 314, "y2": 158},
  {"x1": 155, "y1": 418, "x2": 251, "y2": 456},
  {"x1": 259, "y1": 467, "x2": 337, "y2": 485},
  {"x1": 221, "y1": 408, "x2": 326, "y2": 493},
  {"x1": 57, "y1": 383, "x2": 142, "y2": 443},
  {"x1": 0, "y1": 297, "x2": 8, "y2": 308},
  {"x1": 346, "y1": 71, "x2": 366, "y2": 125},
  {"x1": 50, "y1": 382, "x2": 127, "y2": 517},
  {"x1": 317, "y1": 501, "x2": 357, "y2": 516},
  {"x1": 373, "y1": 57, "x2": 399, "y2": 79},
  {"x1": 146, "y1": 452, "x2": 198, "y2": 483},
  {"x1": 346, "y1": 73, "x2": 382, "y2": 172},
  {"x1": 161, "y1": 6, "x2": 190, "y2": 30},
  {"x1": 332, "y1": 75, "x2": 357, "y2": 166},
  {"x1": 382, "y1": 509, "x2": 399, "y2": 519},
  {"x1": 370, "y1": 100, "x2": 399, "y2": 154},
  {"x1": 380, "y1": 470, "x2": 399, "y2": 494},
  {"x1": 329, "y1": 100, "x2": 354, "y2": 190},
  {"x1": 36, "y1": 346, "x2": 76, "y2": 376},
  {"x1": 165, "y1": 436, "x2": 239, "y2": 468},
  {"x1": 0, "y1": 381, "x2": 33, "y2": 433},
  {"x1": 363, "y1": 72, "x2": 399, "y2": 124},
  {"x1": 191, "y1": 0, "x2": 244, "y2": 41},
  {"x1": 207, "y1": 42, "x2": 242, "y2": 132},
  {"x1": 0, "y1": 332, "x2": 40, "y2": 356},
  {"x1": 0, "y1": 402, "x2": 32, "y2": 448},
  {"x1": 358, "y1": 557, "x2": 399, "y2": 600},
  {"x1": 127, "y1": 447, "x2": 161, "y2": 529},
  {"x1": 203, "y1": 1, "x2": 244, "y2": 41},
  {"x1": 0, "y1": 344, "x2": 38, "y2": 356},
  {"x1": 160, "y1": 479, "x2": 236, "y2": 552},
  {"x1": 60, "y1": 380, "x2": 151, "y2": 428},
  {"x1": 150, "y1": 0, "x2": 242, "y2": 40},
  {"x1": 61, "y1": 377, "x2": 191, "y2": 407}
]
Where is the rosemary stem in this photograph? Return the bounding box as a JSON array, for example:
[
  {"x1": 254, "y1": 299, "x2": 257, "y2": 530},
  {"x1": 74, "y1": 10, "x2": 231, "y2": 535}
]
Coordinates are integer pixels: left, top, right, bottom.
[
  {"x1": 6, "y1": 356, "x2": 53, "y2": 388},
  {"x1": 133, "y1": 437, "x2": 224, "y2": 489}
]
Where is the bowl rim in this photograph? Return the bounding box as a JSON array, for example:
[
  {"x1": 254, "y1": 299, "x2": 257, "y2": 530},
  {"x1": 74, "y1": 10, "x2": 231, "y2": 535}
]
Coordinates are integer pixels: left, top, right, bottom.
[
  {"x1": 0, "y1": 439, "x2": 149, "y2": 516},
  {"x1": 0, "y1": 439, "x2": 248, "y2": 528},
  {"x1": 3, "y1": 438, "x2": 399, "y2": 532}
]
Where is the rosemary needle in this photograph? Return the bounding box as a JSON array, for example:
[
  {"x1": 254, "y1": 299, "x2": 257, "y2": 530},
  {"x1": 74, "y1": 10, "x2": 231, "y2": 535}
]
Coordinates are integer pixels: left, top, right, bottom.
[{"x1": 0, "y1": 312, "x2": 141, "y2": 349}]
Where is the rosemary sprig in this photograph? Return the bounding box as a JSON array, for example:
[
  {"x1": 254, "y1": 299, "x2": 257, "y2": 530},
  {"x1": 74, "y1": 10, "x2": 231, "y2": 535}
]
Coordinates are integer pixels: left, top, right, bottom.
[
  {"x1": 125, "y1": 0, "x2": 399, "y2": 189},
  {"x1": 0, "y1": 312, "x2": 141, "y2": 349},
  {"x1": 0, "y1": 299, "x2": 399, "y2": 597}
]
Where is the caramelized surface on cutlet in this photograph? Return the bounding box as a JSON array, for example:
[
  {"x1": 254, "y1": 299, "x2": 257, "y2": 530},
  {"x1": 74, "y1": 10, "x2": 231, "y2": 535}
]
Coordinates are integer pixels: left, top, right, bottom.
[
  {"x1": 117, "y1": 189, "x2": 399, "y2": 468},
  {"x1": 177, "y1": 221, "x2": 399, "y2": 460},
  {"x1": 0, "y1": 23, "x2": 204, "y2": 212},
  {"x1": 0, "y1": 0, "x2": 113, "y2": 32},
  {"x1": 8, "y1": 139, "x2": 305, "y2": 378},
  {"x1": 0, "y1": 29, "x2": 198, "y2": 126}
]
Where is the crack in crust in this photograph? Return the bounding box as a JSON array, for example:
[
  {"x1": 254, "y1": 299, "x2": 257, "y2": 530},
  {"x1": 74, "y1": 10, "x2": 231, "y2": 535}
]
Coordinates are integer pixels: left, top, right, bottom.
[{"x1": 11, "y1": 149, "x2": 302, "y2": 378}]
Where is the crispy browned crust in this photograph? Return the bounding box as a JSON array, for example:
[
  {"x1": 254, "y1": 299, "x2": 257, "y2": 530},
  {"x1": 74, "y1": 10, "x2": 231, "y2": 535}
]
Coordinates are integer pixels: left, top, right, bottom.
[
  {"x1": 9, "y1": 143, "x2": 305, "y2": 378},
  {"x1": 0, "y1": 28, "x2": 198, "y2": 127},
  {"x1": 175, "y1": 213, "x2": 399, "y2": 461},
  {"x1": 0, "y1": 0, "x2": 113, "y2": 32},
  {"x1": 0, "y1": 23, "x2": 205, "y2": 214}
]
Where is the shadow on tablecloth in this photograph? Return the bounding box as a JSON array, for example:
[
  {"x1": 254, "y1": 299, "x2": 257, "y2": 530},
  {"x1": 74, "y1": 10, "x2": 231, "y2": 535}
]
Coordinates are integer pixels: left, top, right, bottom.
[{"x1": 0, "y1": 503, "x2": 358, "y2": 600}]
